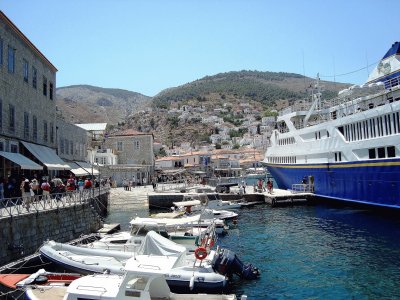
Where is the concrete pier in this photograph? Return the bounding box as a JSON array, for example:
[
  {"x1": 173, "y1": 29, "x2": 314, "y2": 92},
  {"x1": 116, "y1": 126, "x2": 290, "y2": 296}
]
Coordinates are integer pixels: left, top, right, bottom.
[{"x1": 263, "y1": 188, "x2": 314, "y2": 207}]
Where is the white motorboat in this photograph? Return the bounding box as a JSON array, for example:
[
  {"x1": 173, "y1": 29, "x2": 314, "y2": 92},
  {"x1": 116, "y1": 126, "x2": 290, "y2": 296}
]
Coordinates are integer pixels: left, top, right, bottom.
[
  {"x1": 39, "y1": 231, "x2": 260, "y2": 293},
  {"x1": 39, "y1": 231, "x2": 227, "y2": 293},
  {"x1": 132, "y1": 212, "x2": 229, "y2": 235},
  {"x1": 178, "y1": 193, "x2": 243, "y2": 210},
  {"x1": 39, "y1": 232, "x2": 186, "y2": 275},
  {"x1": 81, "y1": 221, "x2": 214, "y2": 252},
  {"x1": 26, "y1": 271, "x2": 246, "y2": 300},
  {"x1": 172, "y1": 202, "x2": 239, "y2": 221}
]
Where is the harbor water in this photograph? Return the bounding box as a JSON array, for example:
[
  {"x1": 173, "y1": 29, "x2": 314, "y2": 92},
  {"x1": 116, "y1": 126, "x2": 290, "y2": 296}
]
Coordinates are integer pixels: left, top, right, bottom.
[{"x1": 105, "y1": 191, "x2": 400, "y2": 299}]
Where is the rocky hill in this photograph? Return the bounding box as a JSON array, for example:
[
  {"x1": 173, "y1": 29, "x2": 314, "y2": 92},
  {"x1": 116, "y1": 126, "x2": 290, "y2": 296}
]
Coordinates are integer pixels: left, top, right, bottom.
[
  {"x1": 152, "y1": 70, "x2": 350, "y2": 109},
  {"x1": 56, "y1": 85, "x2": 151, "y2": 125},
  {"x1": 55, "y1": 71, "x2": 352, "y2": 148}
]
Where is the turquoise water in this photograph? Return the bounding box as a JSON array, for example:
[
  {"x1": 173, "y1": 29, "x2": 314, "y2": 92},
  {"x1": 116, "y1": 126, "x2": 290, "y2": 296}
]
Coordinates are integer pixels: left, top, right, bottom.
[{"x1": 105, "y1": 200, "x2": 400, "y2": 299}]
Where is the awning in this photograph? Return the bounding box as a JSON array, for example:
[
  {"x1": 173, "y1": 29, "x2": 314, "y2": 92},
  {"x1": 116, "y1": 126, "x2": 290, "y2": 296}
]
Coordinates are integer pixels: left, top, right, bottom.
[
  {"x1": 0, "y1": 151, "x2": 43, "y2": 170},
  {"x1": 21, "y1": 141, "x2": 71, "y2": 170},
  {"x1": 75, "y1": 161, "x2": 99, "y2": 176},
  {"x1": 66, "y1": 162, "x2": 90, "y2": 176}
]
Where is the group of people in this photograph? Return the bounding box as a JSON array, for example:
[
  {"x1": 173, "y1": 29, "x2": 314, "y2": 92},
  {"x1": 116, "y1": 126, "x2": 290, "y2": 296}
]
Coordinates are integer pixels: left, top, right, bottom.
[
  {"x1": 0, "y1": 174, "x2": 110, "y2": 210},
  {"x1": 122, "y1": 177, "x2": 155, "y2": 191},
  {"x1": 253, "y1": 178, "x2": 273, "y2": 194}
]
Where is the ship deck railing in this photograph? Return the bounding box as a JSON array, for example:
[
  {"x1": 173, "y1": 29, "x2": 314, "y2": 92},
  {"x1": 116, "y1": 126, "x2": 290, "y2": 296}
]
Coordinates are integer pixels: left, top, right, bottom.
[{"x1": 279, "y1": 74, "x2": 400, "y2": 119}]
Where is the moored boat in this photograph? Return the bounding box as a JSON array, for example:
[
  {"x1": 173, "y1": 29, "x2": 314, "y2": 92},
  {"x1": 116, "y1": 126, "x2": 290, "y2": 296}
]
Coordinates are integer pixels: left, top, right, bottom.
[
  {"x1": 0, "y1": 268, "x2": 81, "y2": 300},
  {"x1": 263, "y1": 42, "x2": 400, "y2": 209},
  {"x1": 39, "y1": 231, "x2": 259, "y2": 293},
  {"x1": 26, "y1": 271, "x2": 246, "y2": 300}
]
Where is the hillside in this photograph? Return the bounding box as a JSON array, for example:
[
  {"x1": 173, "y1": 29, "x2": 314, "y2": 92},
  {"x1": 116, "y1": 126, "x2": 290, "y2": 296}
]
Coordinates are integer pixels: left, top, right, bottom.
[
  {"x1": 54, "y1": 71, "x2": 352, "y2": 148},
  {"x1": 153, "y1": 70, "x2": 350, "y2": 108},
  {"x1": 56, "y1": 85, "x2": 151, "y2": 125}
]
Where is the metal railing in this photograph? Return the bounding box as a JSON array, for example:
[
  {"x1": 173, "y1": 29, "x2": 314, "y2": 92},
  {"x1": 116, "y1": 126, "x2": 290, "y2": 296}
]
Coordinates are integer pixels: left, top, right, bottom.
[
  {"x1": 0, "y1": 187, "x2": 110, "y2": 219},
  {"x1": 156, "y1": 180, "x2": 191, "y2": 192},
  {"x1": 291, "y1": 184, "x2": 314, "y2": 193}
]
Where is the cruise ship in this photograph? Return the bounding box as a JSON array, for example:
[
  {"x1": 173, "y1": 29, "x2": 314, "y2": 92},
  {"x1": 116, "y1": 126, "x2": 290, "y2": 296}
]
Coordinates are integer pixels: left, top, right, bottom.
[{"x1": 263, "y1": 42, "x2": 400, "y2": 208}]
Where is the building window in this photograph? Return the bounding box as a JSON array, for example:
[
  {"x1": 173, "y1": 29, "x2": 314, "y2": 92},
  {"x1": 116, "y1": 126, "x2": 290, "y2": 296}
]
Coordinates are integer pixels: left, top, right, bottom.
[
  {"x1": 49, "y1": 82, "x2": 54, "y2": 100},
  {"x1": 23, "y1": 59, "x2": 29, "y2": 82},
  {"x1": 43, "y1": 121, "x2": 48, "y2": 142},
  {"x1": 10, "y1": 143, "x2": 18, "y2": 153},
  {"x1": 0, "y1": 38, "x2": 3, "y2": 65},
  {"x1": 0, "y1": 141, "x2": 3, "y2": 151},
  {"x1": 0, "y1": 98, "x2": 2, "y2": 131},
  {"x1": 65, "y1": 139, "x2": 69, "y2": 154},
  {"x1": 50, "y1": 122, "x2": 54, "y2": 143},
  {"x1": 7, "y1": 46, "x2": 15, "y2": 73},
  {"x1": 24, "y1": 112, "x2": 29, "y2": 139},
  {"x1": 32, "y1": 66, "x2": 37, "y2": 89},
  {"x1": 43, "y1": 76, "x2": 47, "y2": 96},
  {"x1": 60, "y1": 138, "x2": 64, "y2": 154},
  {"x1": 117, "y1": 141, "x2": 123, "y2": 151},
  {"x1": 32, "y1": 115, "x2": 37, "y2": 141},
  {"x1": 8, "y1": 104, "x2": 15, "y2": 132},
  {"x1": 134, "y1": 140, "x2": 140, "y2": 150}
]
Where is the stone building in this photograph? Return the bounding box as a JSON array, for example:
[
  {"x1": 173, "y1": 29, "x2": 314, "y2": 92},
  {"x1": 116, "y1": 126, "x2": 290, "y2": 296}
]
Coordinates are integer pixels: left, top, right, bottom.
[
  {"x1": 0, "y1": 11, "x2": 70, "y2": 181},
  {"x1": 102, "y1": 129, "x2": 154, "y2": 185},
  {"x1": 57, "y1": 118, "x2": 88, "y2": 163}
]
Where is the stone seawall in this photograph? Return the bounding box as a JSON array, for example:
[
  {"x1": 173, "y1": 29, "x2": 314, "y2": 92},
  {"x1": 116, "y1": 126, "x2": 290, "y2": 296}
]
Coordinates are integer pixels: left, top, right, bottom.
[{"x1": 0, "y1": 192, "x2": 109, "y2": 266}]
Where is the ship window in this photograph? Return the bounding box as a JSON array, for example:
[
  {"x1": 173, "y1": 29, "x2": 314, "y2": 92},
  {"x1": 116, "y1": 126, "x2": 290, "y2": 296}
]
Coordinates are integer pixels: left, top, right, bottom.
[
  {"x1": 387, "y1": 146, "x2": 396, "y2": 158},
  {"x1": 335, "y1": 153, "x2": 337, "y2": 161},
  {"x1": 338, "y1": 126, "x2": 344, "y2": 135},
  {"x1": 388, "y1": 96, "x2": 394, "y2": 103},
  {"x1": 327, "y1": 131, "x2": 330, "y2": 138},
  {"x1": 379, "y1": 117, "x2": 384, "y2": 136},
  {"x1": 371, "y1": 119, "x2": 376, "y2": 137},
  {"x1": 369, "y1": 148, "x2": 376, "y2": 159},
  {"x1": 377, "y1": 147, "x2": 385, "y2": 158},
  {"x1": 384, "y1": 115, "x2": 389, "y2": 135},
  {"x1": 369, "y1": 103, "x2": 374, "y2": 109},
  {"x1": 331, "y1": 111, "x2": 337, "y2": 120}
]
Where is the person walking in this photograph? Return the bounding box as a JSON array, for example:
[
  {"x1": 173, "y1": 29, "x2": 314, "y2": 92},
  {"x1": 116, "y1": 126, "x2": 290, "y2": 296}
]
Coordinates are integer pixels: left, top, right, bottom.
[
  {"x1": 78, "y1": 177, "x2": 84, "y2": 193},
  {"x1": 21, "y1": 179, "x2": 31, "y2": 210},
  {"x1": 41, "y1": 179, "x2": 51, "y2": 203},
  {"x1": 0, "y1": 177, "x2": 4, "y2": 200},
  {"x1": 31, "y1": 178, "x2": 40, "y2": 201}
]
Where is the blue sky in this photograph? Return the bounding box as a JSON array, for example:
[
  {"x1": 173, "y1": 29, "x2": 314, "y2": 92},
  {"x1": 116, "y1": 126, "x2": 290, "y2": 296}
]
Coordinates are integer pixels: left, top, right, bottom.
[{"x1": 2, "y1": 0, "x2": 399, "y2": 96}]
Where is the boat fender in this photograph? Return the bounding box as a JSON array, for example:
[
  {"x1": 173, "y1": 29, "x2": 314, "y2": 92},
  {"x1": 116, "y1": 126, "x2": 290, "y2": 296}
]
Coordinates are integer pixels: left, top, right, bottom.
[
  {"x1": 189, "y1": 275, "x2": 195, "y2": 290},
  {"x1": 194, "y1": 247, "x2": 208, "y2": 260}
]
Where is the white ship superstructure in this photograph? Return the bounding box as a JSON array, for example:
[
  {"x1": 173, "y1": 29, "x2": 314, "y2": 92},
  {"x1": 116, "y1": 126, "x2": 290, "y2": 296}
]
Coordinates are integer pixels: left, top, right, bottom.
[{"x1": 263, "y1": 42, "x2": 400, "y2": 208}]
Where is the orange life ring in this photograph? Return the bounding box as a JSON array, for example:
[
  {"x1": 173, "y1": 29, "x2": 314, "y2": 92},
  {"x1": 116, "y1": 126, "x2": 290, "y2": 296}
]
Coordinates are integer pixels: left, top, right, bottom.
[{"x1": 194, "y1": 247, "x2": 208, "y2": 260}]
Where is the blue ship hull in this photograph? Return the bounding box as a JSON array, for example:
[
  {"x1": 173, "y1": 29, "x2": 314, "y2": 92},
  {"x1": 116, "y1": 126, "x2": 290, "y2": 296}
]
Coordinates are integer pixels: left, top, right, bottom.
[{"x1": 266, "y1": 158, "x2": 400, "y2": 208}]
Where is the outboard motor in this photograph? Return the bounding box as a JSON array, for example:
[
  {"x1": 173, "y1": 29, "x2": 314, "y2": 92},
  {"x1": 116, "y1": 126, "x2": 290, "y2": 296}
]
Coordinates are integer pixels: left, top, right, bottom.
[{"x1": 212, "y1": 248, "x2": 260, "y2": 280}]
